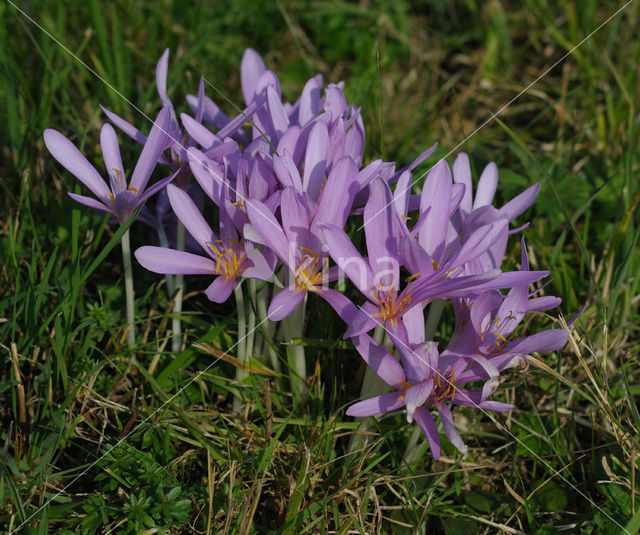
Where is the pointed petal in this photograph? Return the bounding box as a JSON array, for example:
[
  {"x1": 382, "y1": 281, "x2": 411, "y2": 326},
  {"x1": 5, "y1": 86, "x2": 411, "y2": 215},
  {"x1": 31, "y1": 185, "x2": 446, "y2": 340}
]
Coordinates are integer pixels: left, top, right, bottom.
[
  {"x1": 346, "y1": 392, "x2": 404, "y2": 417},
  {"x1": 187, "y1": 147, "x2": 224, "y2": 206},
  {"x1": 363, "y1": 178, "x2": 399, "y2": 288},
  {"x1": 205, "y1": 276, "x2": 235, "y2": 303},
  {"x1": 44, "y1": 129, "x2": 110, "y2": 202},
  {"x1": 245, "y1": 198, "x2": 292, "y2": 266},
  {"x1": 317, "y1": 288, "x2": 360, "y2": 327},
  {"x1": 129, "y1": 107, "x2": 171, "y2": 192},
  {"x1": 438, "y1": 404, "x2": 468, "y2": 457},
  {"x1": 452, "y1": 152, "x2": 472, "y2": 215},
  {"x1": 350, "y1": 333, "x2": 406, "y2": 386},
  {"x1": 241, "y1": 48, "x2": 266, "y2": 105},
  {"x1": 302, "y1": 121, "x2": 329, "y2": 201},
  {"x1": 268, "y1": 288, "x2": 305, "y2": 321},
  {"x1": 100, "y1": 105, "x2": 147, "y2": 146},
  {"x1": 100, "y1": 123, "x2": 126, "y2": 192},
  {"x1": 498, "y1": 183, "x2": 540, "y2": 221},
  {"x1": 67, "y1": 192, "x2": 111, "y2": 213},
  {"x1": 473, "y1": 162, "x2": 498, "y2": 209},
  {"x1": 155, "y1": 48, "x2": 172, "y2": 108},
  {"x1": 414, "y1": 407, "x2": 441, "y2": 458},
  {"x1": 317, "y1": 223, "x2": 374, "y2": 295},
  {"x1": 166, "y1": 183, "x2": 217, "y2": 253},
  {"x1": 298, "y1": 74, "x2": 323, "y2": 125},
  {"x1": 135, "y1": 246, "x2": 216, "y2": 274},
  {"x1": 181, "y1": 113, "x2": 219, "y2": 149},
  {"x1": 405, "y1": 379, "x2": 434, "y2": 423},
  {"x1": 315, "y1": 156, "x2": 360, "y2": 229}
]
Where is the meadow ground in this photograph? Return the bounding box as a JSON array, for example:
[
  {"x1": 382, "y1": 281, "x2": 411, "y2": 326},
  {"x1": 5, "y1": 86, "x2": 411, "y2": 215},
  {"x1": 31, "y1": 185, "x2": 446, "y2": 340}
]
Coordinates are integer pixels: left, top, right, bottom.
[{"x1": 1, "y1": 1, "x2": 639, "y2": 533}]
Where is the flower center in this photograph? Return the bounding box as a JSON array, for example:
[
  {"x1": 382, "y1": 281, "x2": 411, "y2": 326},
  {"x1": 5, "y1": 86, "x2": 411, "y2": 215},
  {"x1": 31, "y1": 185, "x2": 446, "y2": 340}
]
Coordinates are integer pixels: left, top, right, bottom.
[
  {"x1": 375, "y1": 288, "x2": 411, "y2": 323},
  {"x1": 432, "y1": 370, "x2": 456, "y2": 403},
  {"x1": 295, "y1": 246, "x2": 323, "y2": 291},
  {"x1": 208, "y1": 240, "x2": 246, "y2": 280}
]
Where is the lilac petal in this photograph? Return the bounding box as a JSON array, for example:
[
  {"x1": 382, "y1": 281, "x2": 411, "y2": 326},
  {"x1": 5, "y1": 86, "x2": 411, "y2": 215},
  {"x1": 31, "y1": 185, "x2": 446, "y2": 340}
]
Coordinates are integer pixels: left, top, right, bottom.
[
  {"x1": 243, "y1": 244, "x2": 274, "y2": 281},
  {"x1": 414, "y1": 407, "x2": 441, "y2": 458},
  {"x1": 44, "y1": 129, "x2": 111, "y2": 202},
  {"x1": 241, "y1": 48, "x2": 266, "y2": 106},
  {"x1": 273, "y1": 151, "x2": 303, "y2": 190},
  {"x1": 100, "y1": 105, "x2": 148, "y2": 146},
  {"x1": 186, "y1": 93, "x2": 231, "y2": 130},
  {"x1": 129, "y1": 107, "x2": 171, "y2": 192},
  {"x1": 479, "y1": 400, "x2": 514, "y2": 412},
  {"x1": 419, "y1": 159, "x2": 452, "y2": 259},
  {"x1": 455, "y1": 220, "x2": 509, "y2": 267},
  {"x1": 346, "y1": 392, "x2": 404, "y2": 417},
  {"x1": 135, "y1": 246, "x2": 216, "y2": 274},
  {"x1": 155, "y1": 48, "x2": 172, "y2": 108},
  {"x1": 438, "y1": 403, "x2": 468, "y2": 457},
  {"x1": 498, "y1": 183, "x2": 540, "y2": 221},
  {"x1": 317, "y1": 223, "x2": 374, "y2": 295},
  {"x1": 342, "y1": 303, "x2": 381, "y2": 338},
  {"x1": 502, "y1": 329, "x2": 568, "y2": 355},
  {"x1": 567, "y1": 304, "x2": 587, "y2": 327},
  {"x1": 393, "y1": 170, "x2": 412, "y2": 220},
  {"x1": 350, "y1": 333, "x2": 406, "y2": 387},
  {"x1": 364, "y1": 178, "x2": 399, "y2": 288},
  {"x1": 281, "y1": 188, "x2": 310, "y2": 248},
  {"x1": 187, "y1": 147, "x2": 224, "y2": 206},
  {"x1": 181, "y1": 113, "x2": 219, "y2": 150},
  {"x1": 302, "y1": 121, "x2": 329, "y2": 201},
  {"x1": 405, "y1": 379, "x2": 434, "y2": 423},
  {"x1": 410, "y1": 269, "x2": 501, "y2": 304},
  {"x1": 452, "y1": 152, "x2": 472, "y2": 216},
  {"x1": 298, "y1": 74, "x2": 323, "y2": 126},
  {"x1": 138, "y1": 171, "x2": 179, "y2": 205},
  {"x1": 473, "y1": 162, "x2": 498, "y2": 209},
  {"x1": 268, "y1": 288, "x2": 305, "y2": 321},
  {"x1": 166, "y1": 183, "x2": 217, "y2": 253},
  {"x1": 318, "y1": 288, "x2": 361, "y2": 327},
  {"x1": 266, "y1": 85, "x2": 289, "y2": 141},
  {"x1": 402, "y1": 305, "x2": 425, "y2": 345},
  {"x1": 323, "y1": 85, "x2": 347, "y2": 118},
  {"x1": 344, "y1": 111, "x2": 365, "y2": 166},
  {"x1": 315, "y1": 156, "x2": 359, "y2": 229},
  {"x1": 194, "y1": 76, "x2": 205, "y2": 123},
  {"x1": 205, "y1": 276, "x2": 235, "y2": 303},
  {"x1": 67, "y1": 192, "x2": 110, "y2": 213},
  {"x1": 245, "y1": 199, "x2": 291, "y2": 262},
  {"x1": 100, "y1": 123, "x2": 126, "y2": 192}
]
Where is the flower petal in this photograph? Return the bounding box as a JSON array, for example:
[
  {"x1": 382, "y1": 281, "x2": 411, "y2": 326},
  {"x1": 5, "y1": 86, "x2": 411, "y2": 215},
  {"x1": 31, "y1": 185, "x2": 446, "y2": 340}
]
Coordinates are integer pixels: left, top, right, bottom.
[
  {"x1": 129, "y1": 107, "x2": 171, "y2": 192},
  {"x1": 241, "y1": 48, "x2": 266, "y2": 106},
  {"x1": 44, "y1": 129, "x2": 111, "y2": 202},
  {"x1": 268, "y1": 288, "x2": 305, "y2": 321},
  {"x1": 413, "y1": 406, "x2": 441, "y2": 458},
  {"x1": 166, "y1": 183, "x2": 217, "y2": 254},
  {"x1": 473, "y1": 162, "x2": 498, "y2": 209},
  {"x1": 205, "y1": 276, "x2": 235, "y2": 303},
  {"x1": 135, "y1": 246, "x2": 217, "y2": 274},
  {"x1": 100, "y1": 123, "x2": 126, "y2": 193},
  {"x1": 438, "y1": 403, "x2": 468, "y2": 457},
  {"x1": 405, "y1": 379, "x2": 434, "y2": 423},
  {"x1": 67, "y1": 192, "x2": 111, "y2": 214},
  {"x1": 100, "y1": 105, "x2": 148, "y2": 146},
  {"x1": 350, "y1": 333, "x2": 406, "y2": 387},
  {"x1": 346, "y1": 392, "x2": 404, "y2": 417}
]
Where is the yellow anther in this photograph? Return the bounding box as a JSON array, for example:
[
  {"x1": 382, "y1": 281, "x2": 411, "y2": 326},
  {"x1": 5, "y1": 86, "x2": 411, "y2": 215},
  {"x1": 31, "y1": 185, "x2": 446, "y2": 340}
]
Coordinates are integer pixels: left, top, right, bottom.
[
  {"x1": 405, "y1": 272, "x2": 420, "y2": 283},
  {"x1": 431, "y1": 259, "x2": 438, "y2": 271},
  {"x1": 127, "y1": 186, "x2": 138, "y2": 193},
  {"x1": 109, "y1": 192, "x2": 115, "y2": 204}
]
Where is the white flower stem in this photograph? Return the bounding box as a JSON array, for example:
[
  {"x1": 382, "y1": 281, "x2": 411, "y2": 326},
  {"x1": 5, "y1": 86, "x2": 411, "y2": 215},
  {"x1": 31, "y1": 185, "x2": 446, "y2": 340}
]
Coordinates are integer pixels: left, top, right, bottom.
[
  {"x1": 282, "y1": 297, "x2": 307, "y2": 401},
  {"x1": 256, "y1": 284, "x2": 281, "y2": 375},
  {"x1": 233, "y1": 283, "x2": 247, "y2": 413},
  {"x1": 120, "y1": 229, "x2": 135, "y2": 349},
  {"x1": 171, "y1": 220, "x2": 185, "y2": 354},
  {"x1": 156, "y1": 224, "x2": 175, "y2": 296}
]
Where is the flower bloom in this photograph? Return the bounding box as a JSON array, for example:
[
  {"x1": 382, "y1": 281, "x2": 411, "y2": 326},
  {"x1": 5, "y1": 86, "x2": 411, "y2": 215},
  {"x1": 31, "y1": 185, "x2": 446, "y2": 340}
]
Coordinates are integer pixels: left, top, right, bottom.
[{"x1": 44, "y1": 107, "x2": 173, "y2": 224}]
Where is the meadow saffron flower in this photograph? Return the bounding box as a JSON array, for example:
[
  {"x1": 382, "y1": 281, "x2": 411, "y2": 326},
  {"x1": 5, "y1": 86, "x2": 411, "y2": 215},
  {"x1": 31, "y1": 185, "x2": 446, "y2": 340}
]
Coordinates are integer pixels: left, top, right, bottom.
[
  {"x1": 346, "y1": 332, "x2": 514, "y2": 458},
  {"x1": 44, "y1": 107, "x2": 173, "y2": 224},
  {"x1": 135, "y1": 184, "x2": 274, "y2": 303}
]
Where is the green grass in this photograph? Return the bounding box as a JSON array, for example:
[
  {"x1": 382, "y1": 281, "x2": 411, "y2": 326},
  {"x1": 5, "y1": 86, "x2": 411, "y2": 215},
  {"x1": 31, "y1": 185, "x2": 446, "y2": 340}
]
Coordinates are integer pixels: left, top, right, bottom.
[{"x1": 1, "y1": 0, "x2": 639, "y2": 533}]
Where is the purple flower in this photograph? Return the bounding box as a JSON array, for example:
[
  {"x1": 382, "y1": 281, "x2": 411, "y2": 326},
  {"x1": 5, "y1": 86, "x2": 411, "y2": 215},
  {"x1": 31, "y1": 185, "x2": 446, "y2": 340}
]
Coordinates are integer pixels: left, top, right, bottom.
[
  {"x1": 44, "y1": 107, "x2": 173, "y2": 224},
  {"x1": 135, "y1": 184, "x2": 274, "y2": 303},
  {"x1": 346, "y1": 332, "x2": 513, "y2": 458}
]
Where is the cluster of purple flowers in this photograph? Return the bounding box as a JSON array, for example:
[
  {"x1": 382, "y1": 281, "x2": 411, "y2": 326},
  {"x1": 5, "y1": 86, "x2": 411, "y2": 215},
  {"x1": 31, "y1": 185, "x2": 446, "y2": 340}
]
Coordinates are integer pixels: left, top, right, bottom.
[{"x1": 44, "y1": 49, "x2": 568, "y2": 458}]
